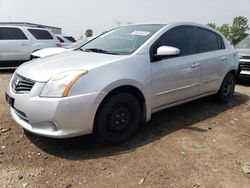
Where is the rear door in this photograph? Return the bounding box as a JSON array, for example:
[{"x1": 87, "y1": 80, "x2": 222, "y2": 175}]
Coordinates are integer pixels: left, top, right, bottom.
[
  {"x1": 0, "y1": 27, "x2": 30, "y2": 61},
  {"x1": 151, "y1": 26, "x2": 201, "y2": 109},
  {"x1": 27, "y1": 29, "x2": 58, "y2": 50},
  {"x1": 197, "y1": 28, "x2": 227, "y2": 94}
]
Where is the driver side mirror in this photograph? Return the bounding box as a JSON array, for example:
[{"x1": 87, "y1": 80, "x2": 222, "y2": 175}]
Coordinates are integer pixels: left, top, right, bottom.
[{"x1": 155, "y1": 46, "x2": 180, "y2": 57}]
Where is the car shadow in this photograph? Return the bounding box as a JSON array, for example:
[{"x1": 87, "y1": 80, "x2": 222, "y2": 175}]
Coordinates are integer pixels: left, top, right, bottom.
[
  {"x1": 0, "y1": 68, "x2": 16, "y2": 74},
  {"x1": 237, "y1": 79, "x2": 250, "y2": 87},
  {"x1": 26, "y1": 92, "x2": 249, "y2": 160}
]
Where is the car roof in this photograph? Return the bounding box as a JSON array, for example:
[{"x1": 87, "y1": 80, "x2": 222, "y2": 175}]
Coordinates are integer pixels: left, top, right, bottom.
[
  {"x1": 126, "y1": 21, "x2": 208, "y2": 29},
  {"x1": 122, "y1": 22, "x2": 224, "y2": 37},
  {"x1": 0, "y1": 25, "x2": 52, "y2": 31}
]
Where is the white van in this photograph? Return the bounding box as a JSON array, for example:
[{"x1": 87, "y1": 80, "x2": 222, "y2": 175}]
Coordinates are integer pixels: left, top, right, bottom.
[{"x1": 0, "y1": 25, "x2": 61, "y2": 66}]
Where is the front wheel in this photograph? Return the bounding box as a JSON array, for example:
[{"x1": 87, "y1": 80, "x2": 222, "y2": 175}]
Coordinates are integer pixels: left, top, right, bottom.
[
  {"x1": 214, "y1": 72, "x2": 236, "y2": 104},
  {"x1": 94, "y1": 93, "x2": 142, "y2": 145}
]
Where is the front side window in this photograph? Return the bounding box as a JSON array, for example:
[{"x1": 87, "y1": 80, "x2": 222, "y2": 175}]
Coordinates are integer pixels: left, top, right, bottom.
[
  {"x1": 80, "y1": 24, "x2": 165, "y2": 55},
  {"x1": 198, "y1": 28, "x2": 220, "y2": 53},
  {"x1": 57, "y1": 36, "x2": 64, "y2": 43},
  {"x1": 0, "y1": 27, "x2": 27, "y2": 40},
  {"x1": 28, "y1": 29, "x2": 54, "y2": 40},
  {"x1": 153, "y1": 26, "x2": 197, "y2": 57}
]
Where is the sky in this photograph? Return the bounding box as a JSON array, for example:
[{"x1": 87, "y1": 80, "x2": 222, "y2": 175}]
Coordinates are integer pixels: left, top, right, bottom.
[{"x1": 0, "y1": 0, "x2": 250, "y2": 38}]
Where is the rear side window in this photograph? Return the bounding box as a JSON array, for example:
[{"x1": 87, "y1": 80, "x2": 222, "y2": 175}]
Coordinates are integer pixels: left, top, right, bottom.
[
  {"x1": 64, "y1": 36, "x2": 76, "y2": 42},
  {"x1": 156, "y1": 26, "x2": 197, "y2": 56},
  {"x1": 57, "y1": 36, "x2": 64, "y2": 43},
  {"x1": 0, "y1": 27, "x2": 27, "y2": 40},
  {"x1": 28, "y1": 29, "x2": 54, "y2": 40},
  {"x1": 217, "y1": 35, "x2": 225, "y2": 49},
  {"x1": 198, "y1": 28, "x2": 223, "y2": 53}
]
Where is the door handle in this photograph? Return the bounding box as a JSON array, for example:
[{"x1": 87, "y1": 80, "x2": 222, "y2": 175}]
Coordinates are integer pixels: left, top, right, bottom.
[
  {"x1": 220, "y1": 56, "x2": 227, "y2": 61},
  {"x1": 21, "y1": 43, "x2": 28, "y2": 46},
  {"x1": 190, "y1": 62, "x2": 200, "y2": 68}
]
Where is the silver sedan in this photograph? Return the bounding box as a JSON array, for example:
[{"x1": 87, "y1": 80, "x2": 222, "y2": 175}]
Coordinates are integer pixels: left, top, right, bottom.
[{"x1": 6, "y1": 22, "x2": 238, "y2": 144}]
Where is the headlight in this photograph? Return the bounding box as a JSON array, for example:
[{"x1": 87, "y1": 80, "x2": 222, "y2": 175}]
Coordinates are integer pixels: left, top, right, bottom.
[{"x1": 40, "y1": 71, "x2": 88, "y2": 97}]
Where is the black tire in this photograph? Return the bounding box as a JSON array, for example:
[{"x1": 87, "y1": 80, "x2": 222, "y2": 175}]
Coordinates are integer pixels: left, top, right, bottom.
[
  {"x1": 94, "y1": 93, "x2": 142, "y2": 145},
  {"x1": 214, "y1": 72, "x2": 236, "y2": 104}
]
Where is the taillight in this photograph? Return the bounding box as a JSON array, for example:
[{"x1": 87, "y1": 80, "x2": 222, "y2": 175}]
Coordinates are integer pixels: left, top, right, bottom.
[{"x1": 56, "y1": 42, "x2": 62, "y2": 47}]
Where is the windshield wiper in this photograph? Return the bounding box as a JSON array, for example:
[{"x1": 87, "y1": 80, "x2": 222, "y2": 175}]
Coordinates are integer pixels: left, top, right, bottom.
[{"x1": 83, "y1": 48, "x2": 119, "y2": 55}]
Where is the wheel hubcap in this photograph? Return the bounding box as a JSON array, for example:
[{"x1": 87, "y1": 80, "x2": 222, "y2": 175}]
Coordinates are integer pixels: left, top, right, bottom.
[{"x1": 108, "y1": 105, "x2": 131, "y2": 133}]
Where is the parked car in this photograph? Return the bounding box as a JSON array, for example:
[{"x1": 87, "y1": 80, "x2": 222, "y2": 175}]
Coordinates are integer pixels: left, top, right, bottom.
[
  {"x1": 56, "y1": 35, "x2": 76, "y2": 47},
  {"x1": 31, "y1": 38, "x2": 90, "y2": 58},
  {"x1": 5, "y1": 22, "x2": 238, "y2": 144},
  {"x1": 0, "y1": 25, "x2": 61, "y2": 67},
  {"x1": 235, "y1": 37, "x2": 250, "y2": 80}
]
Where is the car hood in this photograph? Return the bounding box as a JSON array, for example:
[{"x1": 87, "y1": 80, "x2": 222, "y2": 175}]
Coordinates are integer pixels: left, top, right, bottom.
[
  {"x1": 16, "y1": 51, "x2": 128, "y2": 82},
  {"x1": 237, "y1": 48, "x2": 250, "y2": 56},
  {"x1": 32, "y1": 47, "x2": 72, "y2": 58}
]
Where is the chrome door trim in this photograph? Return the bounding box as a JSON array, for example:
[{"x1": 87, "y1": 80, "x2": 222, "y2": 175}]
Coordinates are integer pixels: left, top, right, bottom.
[
  {"x1": 154, "y1": 83, "x2": 200, "y2": 97},
  {"x1": 152, "y1": 91, "x2": 216, "y2": 113},
  {"x1": 202, "y1": 78, "x2": 219, "y2": 84}
]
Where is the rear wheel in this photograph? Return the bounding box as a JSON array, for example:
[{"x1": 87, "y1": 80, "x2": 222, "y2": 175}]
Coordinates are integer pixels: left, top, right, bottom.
[
  {"x1": 214, "y1": 72, "x2": 236, "y2": 104},
  {"x1": 94, "y1": 93, "x2": 142, "y2": 145}
]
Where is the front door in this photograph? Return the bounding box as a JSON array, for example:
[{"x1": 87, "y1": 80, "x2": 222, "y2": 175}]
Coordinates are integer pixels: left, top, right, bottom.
[{"x1": 151, "y1": 26, "x2": 200, "y2": 109}]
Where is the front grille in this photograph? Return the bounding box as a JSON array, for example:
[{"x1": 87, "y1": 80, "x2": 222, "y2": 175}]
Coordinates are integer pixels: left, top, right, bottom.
[
  {"x1": 240, "y1": 56, "x2": 250, "y2": 60},
  {"x1": 11, "y1": 74, "x2": 35, "y2": 94},
  {"x1": 240, "y1": 63, "x2": 250, "y2": 71}
]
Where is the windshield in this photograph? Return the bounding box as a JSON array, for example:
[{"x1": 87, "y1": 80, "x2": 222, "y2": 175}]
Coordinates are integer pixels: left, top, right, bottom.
[
  {"x1": 66, "y1": 38, "x2": 89, "y2": 49},
  {"x1": 80, "y1": 24, "x2": 165, "y2": 55},
  {"x1": 236, "y1": 37, "x2": 250, "y2": 49}
]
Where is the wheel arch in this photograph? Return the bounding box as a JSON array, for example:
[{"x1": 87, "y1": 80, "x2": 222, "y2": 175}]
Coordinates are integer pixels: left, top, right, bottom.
[
  {"x1": 93, "y1": 83, "x2": 150, "y2": 131},
  {"x1": 227, "y1": 69, "x2": 237, "y2": 76},
  {"x1": 218, "y1": 68, "x2": 237, "y2": 87}
]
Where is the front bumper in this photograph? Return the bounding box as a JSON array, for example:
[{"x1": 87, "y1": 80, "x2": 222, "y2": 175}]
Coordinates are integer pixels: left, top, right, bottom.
[
  {"x1": 237, "y1": 60, "x2": 250, "y2": 79},
  {"x1": 6, "y1": 82, "x2": 100, "y2": 138}
]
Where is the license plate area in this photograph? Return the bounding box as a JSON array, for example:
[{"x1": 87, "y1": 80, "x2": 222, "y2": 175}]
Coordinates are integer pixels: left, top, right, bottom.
[{"x1": 5, "y1": 92, "x2": 14, "y2": 108}]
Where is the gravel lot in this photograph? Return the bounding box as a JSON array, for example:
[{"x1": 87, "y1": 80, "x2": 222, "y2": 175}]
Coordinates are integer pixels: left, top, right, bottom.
[{"x1": 0, "y1": 69, "x2": 250, "y2": 188}]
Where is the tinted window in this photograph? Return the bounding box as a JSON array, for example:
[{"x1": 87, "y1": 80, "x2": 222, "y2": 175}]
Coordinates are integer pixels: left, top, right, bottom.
[
  {"x1": 156, "y1": 26, "x2": 197, "y2": 56},
  {"x1": 198, "y1": 28, "x2": 219, "y2": 52},
  {"x1": 0, "y1": 27, "x2": 27, "y2": 40},
  {"x1": 57, "y1": 36, "x2": 64, "y2": 43},
  {"x1": 28, "y1": 29, "x2": 54, "y2": 40},
  {"x1": 217, "y1": 35, "x2": 225, "y2": 49},
  {"x1": 64, "y1": 36, "x2": 76, "y2": 42}
]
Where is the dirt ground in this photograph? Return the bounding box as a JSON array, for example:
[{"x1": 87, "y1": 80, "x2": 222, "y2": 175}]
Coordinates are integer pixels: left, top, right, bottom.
[{"x1": 0, "y1": 69, "x2": 250, "y2": 188}]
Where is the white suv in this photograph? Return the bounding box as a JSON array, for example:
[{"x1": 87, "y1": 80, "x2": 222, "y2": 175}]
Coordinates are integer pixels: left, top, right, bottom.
[{"x1": 0, "y1": 25, "x2": 60, "y2": 67}]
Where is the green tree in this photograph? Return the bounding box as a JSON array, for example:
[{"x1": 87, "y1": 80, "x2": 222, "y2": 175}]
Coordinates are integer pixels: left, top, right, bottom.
[
  {"x1": 230, "y1": 16, "x2": 249, "y2": 45},
  {"x1": 85, "y1": 29, "x2": 93, "y2": 37},
  {"x1": 207, "y1": 23, "x2": 217, "y2": 29},
  {"x1": 207, "y1": 16, "x2": 249, "y2": 45},
  {"x1": 218, "y1": 24, "x2": 230, "y2": 39}
]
